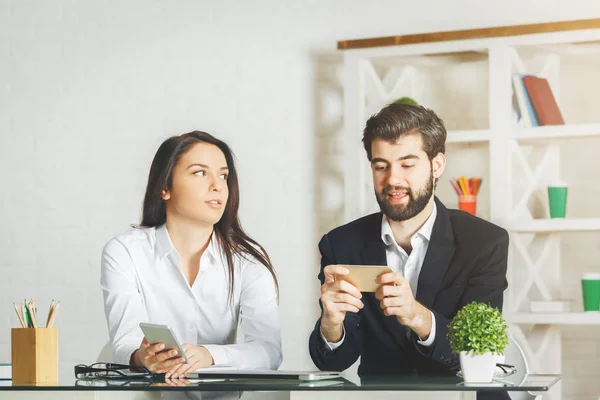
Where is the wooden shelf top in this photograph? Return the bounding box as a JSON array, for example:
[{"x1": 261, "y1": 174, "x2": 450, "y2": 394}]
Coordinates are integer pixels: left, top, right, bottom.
[{"x1": 338, "y1": 18, "x2": 600, "y2": 50}]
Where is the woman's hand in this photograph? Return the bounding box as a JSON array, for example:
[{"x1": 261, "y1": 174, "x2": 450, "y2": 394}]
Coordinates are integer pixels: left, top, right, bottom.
[
  {"x1": 132, "y1": 338, "x2": 186, "y2": 373},
  {"x1": 166, "y1": 344, "x2": 214, "y2": 379}
]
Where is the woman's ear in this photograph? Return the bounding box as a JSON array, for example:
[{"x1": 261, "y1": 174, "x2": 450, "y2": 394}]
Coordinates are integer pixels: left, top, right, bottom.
[
  {"x1": 161, "y1": 189, "x2": 171, "y2": 201},
  {"x1": 432, "y1": 153, "x2": 446, "y2": 179}
]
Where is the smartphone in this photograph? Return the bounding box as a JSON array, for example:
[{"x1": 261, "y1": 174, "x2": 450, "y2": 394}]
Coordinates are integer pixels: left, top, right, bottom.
[
  {"x1": 139, "y1": 322, "x2": 188, "y2": 364},
  {"x1": 332, "y1": 264, "x2": 393, "y2": 292}
]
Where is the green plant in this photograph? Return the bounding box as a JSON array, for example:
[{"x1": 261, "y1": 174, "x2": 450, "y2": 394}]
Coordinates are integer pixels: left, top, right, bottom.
[
  {"x1": 447, "y1": 301, "x2": 509, "y2": 355},
  {"x1": 393, "y1": 96, "x2": 419, "y2": 106}
]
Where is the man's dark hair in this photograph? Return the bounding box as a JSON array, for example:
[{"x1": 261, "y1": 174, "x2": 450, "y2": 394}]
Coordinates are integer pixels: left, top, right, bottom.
[{"x1": 362, "y1": 103, "x2": 447, "y2": 161}]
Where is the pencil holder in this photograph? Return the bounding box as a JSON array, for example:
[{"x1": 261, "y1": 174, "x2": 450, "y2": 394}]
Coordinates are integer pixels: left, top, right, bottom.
[
  {"x1": 11, "y1": 328, "x2": 58, "y2": 384},
  {"x1": 458, "y1": 195, "x2": 477, "y2": 216}
]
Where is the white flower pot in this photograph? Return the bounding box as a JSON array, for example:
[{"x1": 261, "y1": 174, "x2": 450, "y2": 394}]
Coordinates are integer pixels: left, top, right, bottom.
[{"x1": 459, "y1": 351, "x2": 495, "y2": 383}]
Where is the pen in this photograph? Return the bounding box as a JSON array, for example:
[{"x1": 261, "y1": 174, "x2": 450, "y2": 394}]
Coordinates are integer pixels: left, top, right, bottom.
[
  {"x1": 47, "y1": 302, "x2": 60, "y2": 328},
  {"x1": 23, "y1": 301, "x2": 32, "y2": 328},
  {"x1": 14, "y1": 299, "x2": 60, "y2": 328},
  {"x1": 29, "y1": 300, "x2": 38, "y2": 328},
  {"x1": 13, "y1": 303, "x2": 26, "y2": 328},
  {"x1": 46, "y1": 300, "x2": 55, "y2": 328}
]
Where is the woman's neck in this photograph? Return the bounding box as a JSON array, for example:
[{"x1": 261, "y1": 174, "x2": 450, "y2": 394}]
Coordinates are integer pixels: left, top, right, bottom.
[{"x1": 165, "y1": 216, "x2": 213, "y2": 260}]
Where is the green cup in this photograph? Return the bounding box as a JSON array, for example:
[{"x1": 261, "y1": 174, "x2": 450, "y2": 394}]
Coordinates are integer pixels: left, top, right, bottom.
[
  {"x1": 582, "y1": 273, "x2": 600, "y2": 312},
  {"x1": 547, "y1": 186, "x2": 568, "y2": 218}
]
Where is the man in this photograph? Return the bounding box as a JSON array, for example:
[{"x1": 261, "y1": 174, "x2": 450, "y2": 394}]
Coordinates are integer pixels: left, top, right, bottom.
[{"x1": 309, "y1": 104, "x2": 508, "y2": 381}]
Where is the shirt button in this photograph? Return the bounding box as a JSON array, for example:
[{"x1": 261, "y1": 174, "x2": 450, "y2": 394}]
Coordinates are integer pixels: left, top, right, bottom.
[{"x1": 188, "y1": 323, "x2": 194, "y2": 329}]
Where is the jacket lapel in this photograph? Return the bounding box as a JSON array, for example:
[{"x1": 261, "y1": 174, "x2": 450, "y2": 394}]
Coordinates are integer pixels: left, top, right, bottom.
[{"x1": 416, "y1": 197, "x2": 456, "y2": 309}]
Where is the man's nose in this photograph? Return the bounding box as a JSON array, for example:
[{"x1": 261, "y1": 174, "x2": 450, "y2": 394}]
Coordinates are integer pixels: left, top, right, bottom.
[{"x1": 386, "y1": 165, "x2": 407, "y2": 187}]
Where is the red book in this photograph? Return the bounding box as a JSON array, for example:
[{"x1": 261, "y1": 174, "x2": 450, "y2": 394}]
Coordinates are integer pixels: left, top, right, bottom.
[{"x1": 522, "y1": 76, "x2": 564, "y2": 125}]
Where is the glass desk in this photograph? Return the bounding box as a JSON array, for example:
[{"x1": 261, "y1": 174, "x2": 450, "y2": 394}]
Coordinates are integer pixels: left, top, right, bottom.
[{"x1": 0, "y1": 373, "x2": 561, "y2": 400}]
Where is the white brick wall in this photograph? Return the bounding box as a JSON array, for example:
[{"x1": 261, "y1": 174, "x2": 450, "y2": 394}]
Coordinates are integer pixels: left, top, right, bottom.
[{"x1": 2, "y1": 0, "x2": 600, "y2": 398}]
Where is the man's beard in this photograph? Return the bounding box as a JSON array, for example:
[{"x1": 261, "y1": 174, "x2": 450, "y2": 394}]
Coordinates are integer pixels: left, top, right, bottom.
[{"x1": 375, "y1": 172, "x2": 434, "y2": 222}]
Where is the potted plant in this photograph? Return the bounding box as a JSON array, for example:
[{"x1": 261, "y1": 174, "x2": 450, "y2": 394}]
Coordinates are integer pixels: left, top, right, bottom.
[
  {"x1": 393, "y1": 96, "x2": 419, "y2": 106},
  {"x1": 447, "y1": 301, "x2": 509, "y2": 383}
]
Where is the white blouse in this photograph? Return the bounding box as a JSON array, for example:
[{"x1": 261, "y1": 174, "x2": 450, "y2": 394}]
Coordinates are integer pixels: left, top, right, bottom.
[{"x1": 100, "y1": 224, "x2": 282, "y2": 370}]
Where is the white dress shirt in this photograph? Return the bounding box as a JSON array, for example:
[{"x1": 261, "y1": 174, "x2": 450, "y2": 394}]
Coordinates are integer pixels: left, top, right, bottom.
[
  {"x1": 101, "y1": 224, "x2": 282, "y2": 370},
  {"x1": 322, "y1": 203, "x2": 438, "y2": 350}
]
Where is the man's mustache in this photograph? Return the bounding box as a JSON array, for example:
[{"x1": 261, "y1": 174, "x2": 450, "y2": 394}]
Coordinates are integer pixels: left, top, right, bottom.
[{"x1": 382, "y1": 186, "x2": 412, "y2": 196}]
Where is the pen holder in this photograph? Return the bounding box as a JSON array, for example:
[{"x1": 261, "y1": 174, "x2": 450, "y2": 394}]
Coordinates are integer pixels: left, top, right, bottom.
[
  {"x1": 11, "y1": 328, "x2": 58, "y2": 384},
  {"x1": 458, "y1": 195, "x2": 477, "y2": 216}
]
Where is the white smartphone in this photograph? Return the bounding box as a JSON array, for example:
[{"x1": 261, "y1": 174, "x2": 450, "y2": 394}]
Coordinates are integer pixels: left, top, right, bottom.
[{"x1": 139, "y1": 322, "x2": 188, "y2": 364}]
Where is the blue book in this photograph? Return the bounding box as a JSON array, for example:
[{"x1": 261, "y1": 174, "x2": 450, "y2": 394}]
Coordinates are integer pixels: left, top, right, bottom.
[{"x1": 512, "y1": 74, "x2": 539, "y2": 127}]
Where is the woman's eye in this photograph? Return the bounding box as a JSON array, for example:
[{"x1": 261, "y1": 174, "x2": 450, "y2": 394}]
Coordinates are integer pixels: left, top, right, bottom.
[
  {"x1": 193, "y1": 170, "x2": 206, "y2": 176},
  {"x1": 219, "y1": 174, "x2": 228, "y2": 180}
]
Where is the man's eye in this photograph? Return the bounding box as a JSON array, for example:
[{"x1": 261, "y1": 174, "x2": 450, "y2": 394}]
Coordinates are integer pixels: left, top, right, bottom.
[
  {"x1": 403, "y1": 165, "x2": 415, "y2": 169},
  {"x1": 374, "y1": 165, "x2": 387, "y2": 171}
]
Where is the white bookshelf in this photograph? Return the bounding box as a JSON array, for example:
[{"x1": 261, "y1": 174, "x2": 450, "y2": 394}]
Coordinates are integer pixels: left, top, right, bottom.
[
  {"x1": 513, "y1": 122, "x2": 600, "y2": 142},
  {"x1": 507, "y1": 218, "x2": 600, "y2": 233},
  {"x1": 507, "y1": 312, "x2": 600, "y2": 325},
  {"x1": 339, "y1": 19, "x2": 600, "y2": 400},
  {"x1": 446, "y1": 129, "x2": 493, "y2": 143},
  {"x1": 448, "y1": 124, "x2": 600, "y2": 144}
]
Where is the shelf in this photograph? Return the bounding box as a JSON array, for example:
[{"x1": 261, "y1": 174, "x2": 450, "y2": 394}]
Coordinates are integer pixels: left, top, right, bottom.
[
  {"x1": 370, "y1": 51, "x2": 488, "y2": 68},
  {"x1": 507, "y1": 218, "x2": 600, "y2": 233},
  {"x1": 535, "y1": 40, "x2": 600, "y2": 55},
  {"x1": 512, "y1": 123, "x2": 600, "y2": 142},
  {"x1": 447, "y1": 124, "x2": 600, "y2": 144},
  {"x1": 446, "y1": 129, "x2": 492, "y2": 143},
  {"x1": 506, "y1": 312, "x2": 600, "y2": 325},
  {"x1": 337, "y1": 18, "x2": 600, "y2": 50}
]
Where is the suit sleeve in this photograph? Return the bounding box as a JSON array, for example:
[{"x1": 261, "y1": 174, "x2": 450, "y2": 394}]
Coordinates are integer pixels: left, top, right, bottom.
[
  {"x1": 412, "y1": 229, "x2": 509, "y2": 370},
  {"x1": 308, "y1": 234, "x2": 363, "y2": 371}
]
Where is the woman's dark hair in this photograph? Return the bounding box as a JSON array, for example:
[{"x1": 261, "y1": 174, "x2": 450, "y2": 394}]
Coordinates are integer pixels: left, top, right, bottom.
[
  {"x1": 141, "y1": 131, "x2": 278, "y2": 300},
  {"x1": 362, "y1": 103, "x2": 447, "y2": 161}
]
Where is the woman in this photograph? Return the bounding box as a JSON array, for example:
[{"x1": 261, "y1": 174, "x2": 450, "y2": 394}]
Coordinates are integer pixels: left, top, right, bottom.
[{"x1": 101, "y1": 131, "x2": 281, "y2": 379}]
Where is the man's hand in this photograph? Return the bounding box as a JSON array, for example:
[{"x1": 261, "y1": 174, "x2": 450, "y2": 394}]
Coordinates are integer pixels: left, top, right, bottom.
[
  {"x1": 375, "y1": 272, "x2": 432, "y2": 340},
  {"x1": 319, "y1": 265, "x2": 364, "y2": 343},
  {"x1": 132, "y1": 338, "x2": 186, "y2": 373},
  {"x1": 165, "y1": 344, "x2": 214, "y2": 379}
]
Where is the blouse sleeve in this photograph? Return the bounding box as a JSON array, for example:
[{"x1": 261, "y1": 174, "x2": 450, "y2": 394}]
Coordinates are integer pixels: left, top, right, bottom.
[
  {"x1": 100, "y1": 238, "x2": 148, "y2": 364},
  {"x1": 202, "y1": 257, "x2": 282, "y2": 370}
]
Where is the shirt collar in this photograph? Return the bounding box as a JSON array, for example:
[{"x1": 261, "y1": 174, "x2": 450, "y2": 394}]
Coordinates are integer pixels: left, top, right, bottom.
[
  {"x1": 381, "y1": 201, "x2": 437, "y2": 247},
  {"x1": 155, "y1": 224, "x2": 219, "y2": 261}
]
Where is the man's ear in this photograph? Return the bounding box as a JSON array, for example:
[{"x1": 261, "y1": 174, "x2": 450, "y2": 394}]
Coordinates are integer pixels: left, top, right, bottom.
[
  {"x1": 161, "y1": 189, "x2": 171, "y2": 201},
  {"x1": 432, "y1": 153, "x2": 446, "y2": 179}
]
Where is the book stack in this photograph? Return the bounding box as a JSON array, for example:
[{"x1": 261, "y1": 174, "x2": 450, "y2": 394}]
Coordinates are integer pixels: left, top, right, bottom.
[{"x1": 512, "y1": 74, "x2": 565, "y2": 127}]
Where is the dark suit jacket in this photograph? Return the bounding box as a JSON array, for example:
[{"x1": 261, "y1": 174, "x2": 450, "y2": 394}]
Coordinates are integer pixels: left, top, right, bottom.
[{"x1": 309, "y1": 197, "x2": 509, "y2": 376}]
